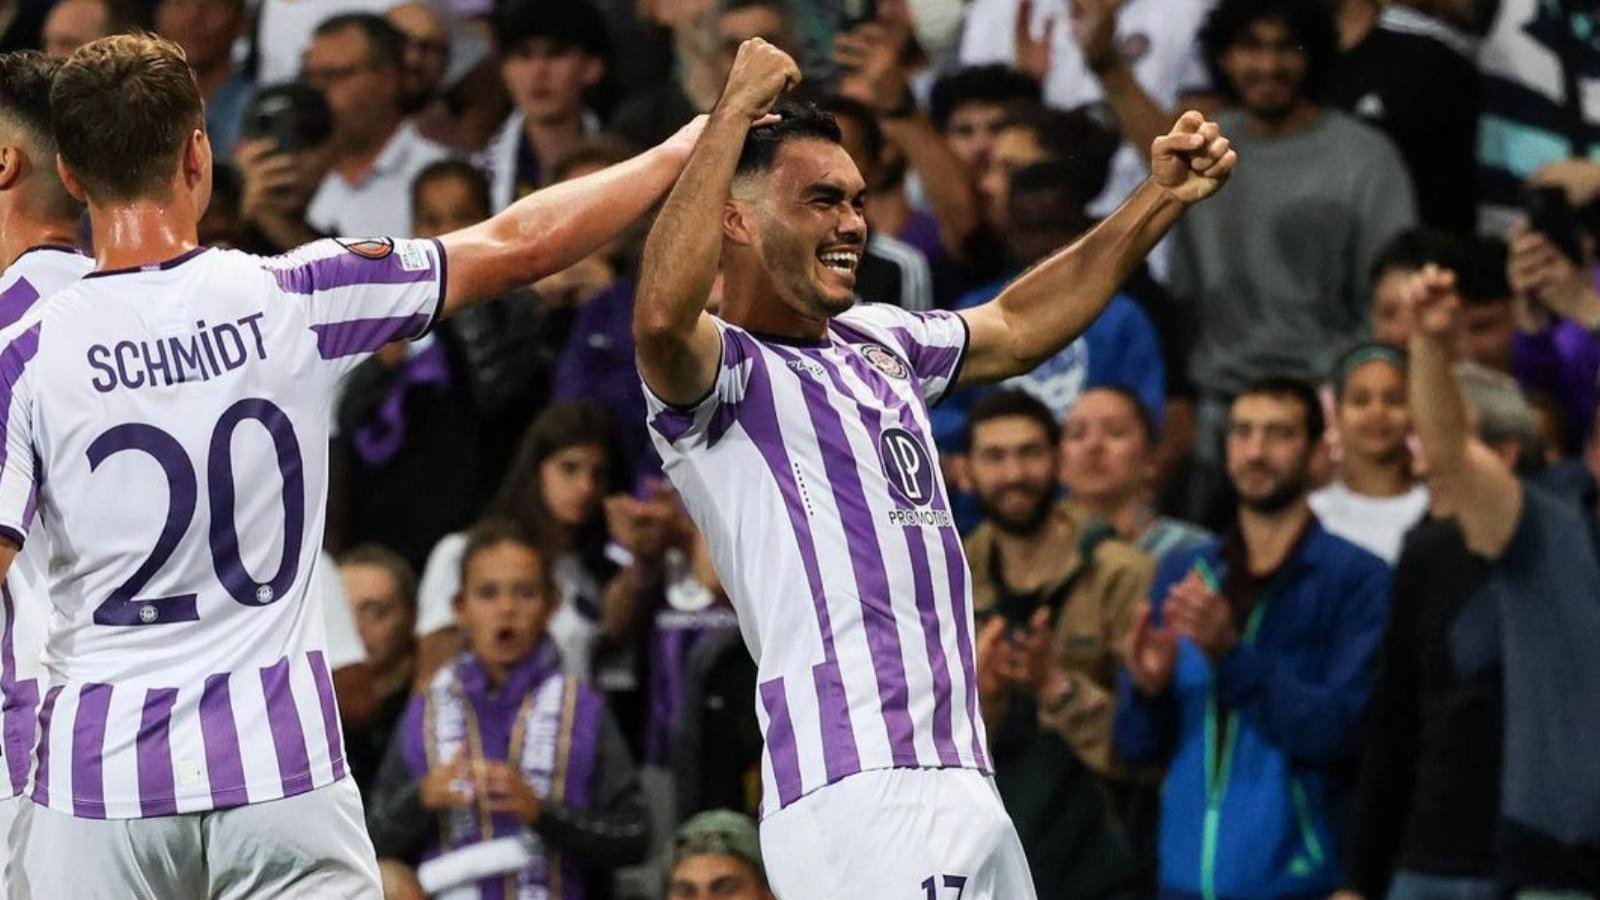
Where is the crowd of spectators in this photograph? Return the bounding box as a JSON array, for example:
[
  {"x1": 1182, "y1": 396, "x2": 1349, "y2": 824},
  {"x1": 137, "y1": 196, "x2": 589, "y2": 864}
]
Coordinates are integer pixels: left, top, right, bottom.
[{"x1": 8, "y1": 0, "x2": 1600, "y2": 895}]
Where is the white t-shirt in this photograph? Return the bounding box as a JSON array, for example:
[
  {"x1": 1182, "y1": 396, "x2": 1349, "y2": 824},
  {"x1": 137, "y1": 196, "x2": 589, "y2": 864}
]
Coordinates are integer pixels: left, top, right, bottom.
[
  {"x1": 1309, "y1": 482, "x2": 1430, "y2": 565},
  {"x1": 255, "y1": 0, "x2": 399, "y2": 87},
  {"x1": 414, "y1": 531, "x2": 603, "y2": 679},
  {"x1": 307, "y1": 121, "x2": 454, "y2": 239},
  {"x1": 0, "y1": 237, "x2": 445, "y2": 818},
  {"x1": 958, "y1": 0, "x2": 1215, "y2": 215}
]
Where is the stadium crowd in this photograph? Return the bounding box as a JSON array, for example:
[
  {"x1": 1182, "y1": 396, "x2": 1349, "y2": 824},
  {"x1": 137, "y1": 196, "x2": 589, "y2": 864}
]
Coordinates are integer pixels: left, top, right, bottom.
[{"x1": 2, "y1": 0, "x2": 1599, "y2": 896}]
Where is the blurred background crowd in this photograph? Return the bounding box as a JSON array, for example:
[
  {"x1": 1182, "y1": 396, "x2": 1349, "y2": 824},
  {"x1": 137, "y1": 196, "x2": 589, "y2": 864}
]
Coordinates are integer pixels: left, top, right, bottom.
[{"x1": 8, "y1": 0, "x2": 1600, "y2": 895}]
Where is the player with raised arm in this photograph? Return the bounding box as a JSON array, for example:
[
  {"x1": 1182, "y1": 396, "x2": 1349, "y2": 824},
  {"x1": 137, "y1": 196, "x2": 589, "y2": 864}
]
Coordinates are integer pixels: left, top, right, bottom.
[
  {"x1": 633, "y1": 39, "x2": 1235, "y2": 897},
  {"x1": 0, "y1": 34, "x2": 703, "y2": 898},
  {"x1": 0, "y1": 49, "x2": 91, "y2": 893}
]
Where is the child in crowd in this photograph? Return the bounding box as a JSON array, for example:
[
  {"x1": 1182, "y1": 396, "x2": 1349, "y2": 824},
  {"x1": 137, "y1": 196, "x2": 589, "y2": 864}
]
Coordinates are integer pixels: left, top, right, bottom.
[{"x1": 368, "y1": 520, "x2": 648, "y2": 898}]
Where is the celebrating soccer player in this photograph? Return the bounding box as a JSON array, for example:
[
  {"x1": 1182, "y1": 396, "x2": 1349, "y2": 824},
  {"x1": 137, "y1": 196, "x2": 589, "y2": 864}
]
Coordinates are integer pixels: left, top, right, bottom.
[
  {"x1": 0, "y1": 34, "x2": 705, "y2": 896},
  {"x1": 633, "y1": 38, "x2": 1235, "y2": 897}
]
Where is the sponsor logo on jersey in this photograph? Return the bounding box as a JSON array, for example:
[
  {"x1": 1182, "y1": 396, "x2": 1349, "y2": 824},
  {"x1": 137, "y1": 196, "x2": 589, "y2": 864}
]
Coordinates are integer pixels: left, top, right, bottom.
[
  {"x1": 860, "y1": 343, "x2": 909, "y2": 380},
  {"x1": 334, "y1": 237, "x2": 395, "y2": 260}
]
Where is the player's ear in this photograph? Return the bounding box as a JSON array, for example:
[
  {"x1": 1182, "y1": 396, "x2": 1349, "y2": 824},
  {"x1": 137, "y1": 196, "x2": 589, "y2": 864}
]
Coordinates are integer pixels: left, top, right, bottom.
[
  {"x1": 183, "y1": 128, "x2": 211, "y2": 189},
  {"x1": 0, "y1": 146, "x2": 19, "y2": 192},
  {"x1": 54, "y1": 154, "x2": 86, "y2": 204},
  {"x1": 724, "y1": 200, "x2": 754, "y2": 246}
]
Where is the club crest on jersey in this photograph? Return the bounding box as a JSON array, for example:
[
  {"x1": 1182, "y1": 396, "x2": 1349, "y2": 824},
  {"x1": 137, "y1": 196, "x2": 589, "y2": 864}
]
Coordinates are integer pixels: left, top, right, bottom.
[
  {"x1": 859, "y1": 343, "x2": 909, "y2": 380},
  {"x1": 335, "y1": 237, "x2": 395, "y2": 260}
]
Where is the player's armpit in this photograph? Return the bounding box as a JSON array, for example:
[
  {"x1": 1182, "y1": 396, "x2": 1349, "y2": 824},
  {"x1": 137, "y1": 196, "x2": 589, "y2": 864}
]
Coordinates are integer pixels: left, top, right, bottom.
[{"x1": 635, "y1": 311, "x2": 722, "y2": 409}]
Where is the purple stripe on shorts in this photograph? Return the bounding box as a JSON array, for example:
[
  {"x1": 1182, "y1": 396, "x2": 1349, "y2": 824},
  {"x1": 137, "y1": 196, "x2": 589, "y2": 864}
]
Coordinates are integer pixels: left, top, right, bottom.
[
  {"x1": 0, "y1": 278, "x2": 39, "y2": 333},
  {"x1": 268, "y1": 244, "x2": 436, "y2": 295},
  {"x1": 199, "y1": 674, "x2": 247, "y2": 808},
  {"x1": 4, "y1": 677, "x2": 38, "y2": 796},
  {"x1": 738, "y1": 346, "x2": 860, "y2": 781},
  {"x1": 773, "y1": 346, "x2": 917, "y2": 767},
  {"x1": 0, "y1": 324, "x2": 42, "y2": 472},
  {"x1": 136, "y1": 688, "x2": 179, "y2": 817},
  {"x1": 71, "y1": 682, "x2": 112, "y2": 818},
  {"x1": 260, "y1": 657, "x2": 314, "y2": 797},
  {"x1": 310, "y1": 313, "x2": 430, "y2": 359},
  {"x1": 758, "y1": 678, "x2": 803, "y2": 807},
  {"x1": 816, "y1": 354, "x2": 961, "y2": 767},
  {"x1": 307, "y1": 651, "x2": 346, "y2": 780},
  {"x1": 28, "y1": 683, "x2": 61, "y2": 805}
]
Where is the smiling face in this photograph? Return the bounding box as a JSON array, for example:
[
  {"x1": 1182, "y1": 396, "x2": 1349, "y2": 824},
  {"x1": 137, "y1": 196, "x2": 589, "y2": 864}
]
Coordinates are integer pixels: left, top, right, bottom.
[
  {"x1": 1219, "y1": 17, "x2": 1310, "y2": 122},
  {"x1": 730, "y1": 139, "x2": 868, "y2": 321},
  {"x1": 455, "y1": 539, "x2": 553, "y2": 676},
  {"x1": 1337, "y1": 359, "x2": 1410, "y2": 466}
]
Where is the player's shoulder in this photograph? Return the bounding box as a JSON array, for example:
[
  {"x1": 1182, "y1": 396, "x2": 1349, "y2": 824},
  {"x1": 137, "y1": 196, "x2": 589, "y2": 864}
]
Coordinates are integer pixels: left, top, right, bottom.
[
  {"x1": 257, "y1": 236, "x2": 438, "y2": 295},
  {"x1": 832, "y1": 300, "x2": 930, "y2": 336}
]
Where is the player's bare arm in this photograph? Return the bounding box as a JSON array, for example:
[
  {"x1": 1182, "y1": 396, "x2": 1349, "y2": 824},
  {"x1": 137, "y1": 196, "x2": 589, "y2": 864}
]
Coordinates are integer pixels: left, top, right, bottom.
[
  {"x1": 956, "y1": 111, "x2": 1236, "y2": 386},
  {"x1": 434, "y1": 117, "x2": 707, "y2": 318},
  {"x1": 633, "y1": 38, "x2": 801, "y2": 407},
  {"x1": 1404, "y1": 264, "x2": 1524, "y2": 558},
  {"x1": 0, "y1": 538, "x2": 14, "y2": 586}
]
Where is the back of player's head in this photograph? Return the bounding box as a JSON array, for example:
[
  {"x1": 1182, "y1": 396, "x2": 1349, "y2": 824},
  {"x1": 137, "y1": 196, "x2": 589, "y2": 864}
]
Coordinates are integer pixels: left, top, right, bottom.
[
  {"x1": 493, "y1": 0, "x2": 611, "y2": 58},
  {"x1": 313, "y1": 13, "x2": 407, "y2": 71},
  {"x1": 51, "y1": 34, "x2": 204, "y2": 204},
  {"x1": 929, "y1": 64, "x2": 1041, "y2": 132},
  {"x1": 735, "y1": 100, "x2": 843, "y2": 179},
  {"x1": 1200, "y1": 0, "x2": 1338, "y2": 102},
  {"x1": 0, "y1": 51, "x2": 80, "y2": 218},
  {"x1": 963, "y1": 389, "x2": 1061, "y2": 452}
]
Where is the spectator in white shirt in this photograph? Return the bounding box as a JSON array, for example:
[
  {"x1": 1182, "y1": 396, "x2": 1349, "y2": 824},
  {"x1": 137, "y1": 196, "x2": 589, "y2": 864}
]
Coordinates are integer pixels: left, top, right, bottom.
[
  {"x1": 1311, "y1": 343, "x2": 1429, "y2": 564},
  {"x1": 303, "y1": 12, "x2": 453, "y2": 236}
]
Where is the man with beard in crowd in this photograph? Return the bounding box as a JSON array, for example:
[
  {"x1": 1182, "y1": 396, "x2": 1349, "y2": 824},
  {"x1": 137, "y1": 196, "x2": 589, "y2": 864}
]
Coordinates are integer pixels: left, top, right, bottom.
[{"x1": 1116, "y1": 377, "x2": 1391, "y2": 898}]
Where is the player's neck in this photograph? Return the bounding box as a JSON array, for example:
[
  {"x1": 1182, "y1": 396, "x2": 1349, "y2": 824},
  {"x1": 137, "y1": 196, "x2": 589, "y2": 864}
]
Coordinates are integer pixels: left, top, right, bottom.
[
  {"x1": 719, "y1": 266, "x2": 829, "y2": 343},
  {"x1": 86, "y1": 199, "x2": 199, "y2": 272},
  {"x1": 0, "y1": 212, "x2": 80, "y2": 270},
  {"x1": 1237, "y1": 500, "x2": 1311, "y2": 576}
]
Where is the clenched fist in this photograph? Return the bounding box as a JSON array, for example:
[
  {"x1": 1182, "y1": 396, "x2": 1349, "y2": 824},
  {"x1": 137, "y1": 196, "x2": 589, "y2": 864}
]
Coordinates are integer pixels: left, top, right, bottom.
[
  {"x1": 1152, "y1": 111, "x2": 1237, "y2": 206},
  {"x1": 715, "y1": 38, "x2": 802, "y2": 121}
]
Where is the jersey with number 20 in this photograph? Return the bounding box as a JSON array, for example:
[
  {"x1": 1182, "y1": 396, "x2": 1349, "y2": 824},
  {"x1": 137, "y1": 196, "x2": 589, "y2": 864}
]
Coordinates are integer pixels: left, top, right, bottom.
[{"x1": 0, "y1": 238, "x2": 445, "y2": 819}]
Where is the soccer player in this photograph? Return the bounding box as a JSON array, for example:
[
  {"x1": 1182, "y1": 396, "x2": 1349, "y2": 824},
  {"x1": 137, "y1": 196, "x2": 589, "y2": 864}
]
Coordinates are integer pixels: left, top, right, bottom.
[
  {"x1": 0, "y1": 34, "x2": 702, "y2": 897},
  {"x1": 0, "y1": 49, "x2": 92, "y2": 891},
  {"x1": 634, "y1": 39, "x2": 1235, "y2": 897}
]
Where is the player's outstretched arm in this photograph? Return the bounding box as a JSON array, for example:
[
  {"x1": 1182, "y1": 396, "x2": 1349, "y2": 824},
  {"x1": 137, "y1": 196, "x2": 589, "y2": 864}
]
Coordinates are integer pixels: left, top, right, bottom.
[
  {"x1": 434, "y1": 118, "x2": 708, "y2": 318},
  {"x1": 0, "y1": 540, "x2": 13, "y2": 586},
  {"x1": 956, "y1": 111, "x2": 1236, "y2": 386},
  {"x1": 1404, "y1": 265, "x2": 1523, "y2": 558},
  {"x1": 634, "y1": 38, "x2": 799, "y2": 407}
]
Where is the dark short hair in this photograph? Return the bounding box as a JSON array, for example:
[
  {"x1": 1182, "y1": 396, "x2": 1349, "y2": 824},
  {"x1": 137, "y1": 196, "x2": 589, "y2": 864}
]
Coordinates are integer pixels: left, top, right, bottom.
[
  {"x1": 929, "y1": 64, "x2": 1041, "y2": 132},
  {"x1": 0, "y1": 51, "x2": 80, "y2": 216},
  {"x1": 1075, "y1": 385, "x2": 1159, "y2": 445},
  {"x1": 1367, "y1": 227, "x2": 1468, "y2": 289},
  {"x1": 339, "y1": 543, "x2": 419, "y2": 614},
  {"x1": 411, "y1": 158, "x2": 491, "y2": 219},
  {"x1": 1000, "y1": 105, "x2": 1119, "y2": 207},
  {"x1": 456, "y1": 517, "x2": 549, "y2": 593},
  {"x1": 964, "y1": 389, "x2": 1062, "y2": 452},
  {"x1": 735, "y1": 99, "x2": 843, "y2": 178},
  {"x1": 1200, "y1": 0, "x2": 1339, "y2": 103},
  {"x1": 52, "y1": 34, "x2": 204, "y2": 203},
  {"x1": 1234, "y1": 375, "x2": 1325, "y2": 445},
  {"x1": 313, "y1": 13, "x2": 407, "y2": 70},
  {"x1": 813, "y1": 94, "x2": 884, "y2": 168},
  {"x1": 493, "y1": 0, "x2": 611, "y2": 58}
]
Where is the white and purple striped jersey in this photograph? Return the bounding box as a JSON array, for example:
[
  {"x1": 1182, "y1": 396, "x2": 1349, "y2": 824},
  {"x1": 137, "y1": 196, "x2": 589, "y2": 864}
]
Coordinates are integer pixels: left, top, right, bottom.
[
  {"x1": 0, "y1": 237, "x2": 446, "y2": 819},
  {"x1": 0, "y1": 245, "x2": 93, "y2": 801},
  {"x1": 644, "y1": 303, "x2": 990, "y2": 817}
]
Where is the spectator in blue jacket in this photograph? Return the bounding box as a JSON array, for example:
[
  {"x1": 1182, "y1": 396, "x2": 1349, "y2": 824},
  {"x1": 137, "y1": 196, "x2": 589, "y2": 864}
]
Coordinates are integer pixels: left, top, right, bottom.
[{"x1": 1115, "y1": 377, "x2": 1391, "y2": 900}]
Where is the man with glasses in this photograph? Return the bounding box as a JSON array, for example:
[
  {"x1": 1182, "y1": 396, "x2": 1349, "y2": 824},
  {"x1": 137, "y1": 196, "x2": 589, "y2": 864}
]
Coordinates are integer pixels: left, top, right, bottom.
[{"x1": 302, "y1": 12, "x2": 452, "y2": 236}]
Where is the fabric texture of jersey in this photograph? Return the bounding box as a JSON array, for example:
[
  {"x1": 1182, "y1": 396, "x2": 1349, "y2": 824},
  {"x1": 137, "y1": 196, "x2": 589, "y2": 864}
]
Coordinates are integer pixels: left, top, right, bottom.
[
  {"x1": 0, "y1": 245, "x2": 94, "y2": 801},
  {"x1": 0, "y1": 237, "x2": 445, "y2": 819},
  {"x1": 644, "y1": 303, "x2": 989, "y2": 818}
]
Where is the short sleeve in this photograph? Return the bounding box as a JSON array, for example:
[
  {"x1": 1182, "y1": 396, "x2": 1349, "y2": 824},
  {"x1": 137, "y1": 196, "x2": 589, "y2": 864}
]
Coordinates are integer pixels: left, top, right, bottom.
[
  {"x1": 640, "y1": 318, "x2": 756, "y2": 454},
  {"x1": 838, "y1": 304, "x2": 970, "y2": 405},
  {"x1": 262, "y1": 237, "x2": 448, "y2": 377},
  {"x1": 0, "y1": 323, "x2": 40, "y2": 547},
  {"x1": 414, "y1": 532, "x2": 466, "y2": 636}
]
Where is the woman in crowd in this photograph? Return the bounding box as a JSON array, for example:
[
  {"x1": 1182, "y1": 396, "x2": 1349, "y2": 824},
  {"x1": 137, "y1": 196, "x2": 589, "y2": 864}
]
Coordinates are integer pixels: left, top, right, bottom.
[
  {"x1": 1060, "y1": 386, "x2": 1213, "y2": 567},
  {"x1": 1311, "y1": 344, "x2": 1430, "y2": 564},
  {"x1": 369, "y1": 520, "x2": 648, "y2": 897},
  {"x1": 413, "y1": 402, "x2": 632, "y2": 684}
]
